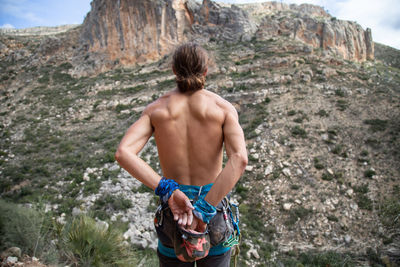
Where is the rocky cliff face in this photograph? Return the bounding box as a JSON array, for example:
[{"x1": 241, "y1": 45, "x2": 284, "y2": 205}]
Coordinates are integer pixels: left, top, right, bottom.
[
  {"x1": 78, "y1": 0, "x2": 373, "y2": 70},
  {"x1": 80, "y1": 0, "x2": 192, "y2": 65},
  {"x1": 0, "y1": 25, "x2": 79, "y2": 36},
  {"x1": 246, "y1": 2, "x2": 374, "y2": 61}
]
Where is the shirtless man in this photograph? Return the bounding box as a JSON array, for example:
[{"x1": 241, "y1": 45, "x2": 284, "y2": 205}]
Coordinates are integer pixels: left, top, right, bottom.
[{"x1": 115, "y1": 43, "x2": 247, "y2": 266}]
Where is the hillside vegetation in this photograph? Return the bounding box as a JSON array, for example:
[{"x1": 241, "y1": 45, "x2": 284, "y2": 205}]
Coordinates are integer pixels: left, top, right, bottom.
[{"x1": 1, "y1": 18, "x2": 400, "y2": 267}]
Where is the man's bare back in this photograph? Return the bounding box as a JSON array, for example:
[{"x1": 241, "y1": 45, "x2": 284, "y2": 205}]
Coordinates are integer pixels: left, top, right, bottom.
[
  {"x1": 147, "y1": 89, "x2": 231, "y2": 186},
  {"x1": 116, "y1": 43, "x2": 247, "y2": 236},
  {"x1": 116, "y1": 86, "x2": 246, "y2": 203}
]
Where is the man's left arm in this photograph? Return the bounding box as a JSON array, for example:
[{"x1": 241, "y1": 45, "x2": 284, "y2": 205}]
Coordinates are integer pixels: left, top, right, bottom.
[
  {"x1": 115, "y1": 112, "x2": 161, "y2": 190},
  {"x1": 115, "y1": 110, "x2": 193, "y2": 226}
]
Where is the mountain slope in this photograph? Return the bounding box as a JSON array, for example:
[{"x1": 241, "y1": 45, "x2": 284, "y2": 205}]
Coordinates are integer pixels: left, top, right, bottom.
[{"x1": 0, "y1": 1, "x2": 399, "y2": 266}]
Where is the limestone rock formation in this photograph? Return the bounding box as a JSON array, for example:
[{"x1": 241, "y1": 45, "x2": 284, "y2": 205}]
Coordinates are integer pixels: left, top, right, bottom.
[
  {"x1": 241, "y1": 2, "x2": 329, "y2": 19},
  {"x1": 191, "y1": 0, "x2": 257, "y2": 42},
  {"x1": 244, "y1": 2, "x2": 374, "y2": 61},
  {"x1": 255, "y1": 14, "x2": 374, "y2": 62},
  {"x1": 80, "y1": 0, "x2": 192, "y2": 65},
  {"x1": 79, "y1": 0, "x2": 373, "y2": 68},
  {"x1": 79, "y1": 0, "x2": 257, "y2": 67},
  {"x1": 0, "y1": 25, "x2": 79, "y2": 36}
]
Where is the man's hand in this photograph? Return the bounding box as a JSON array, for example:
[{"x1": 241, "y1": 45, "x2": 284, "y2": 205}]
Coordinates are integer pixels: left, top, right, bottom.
[
  {"x1": 188, "y1": 215, "x2": 207, "y2": 233},
  {"x1": 168, "y1": 189, "x2": 194, "y2": 227}
]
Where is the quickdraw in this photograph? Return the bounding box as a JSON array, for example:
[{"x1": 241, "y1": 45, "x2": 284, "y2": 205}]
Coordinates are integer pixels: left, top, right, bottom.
[{"x1": 222, "y1": 200, "x2": 241, "y2": 267}]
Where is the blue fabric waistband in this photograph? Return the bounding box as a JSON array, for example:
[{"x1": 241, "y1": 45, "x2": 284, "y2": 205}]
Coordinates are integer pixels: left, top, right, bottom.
[
  {"x1": 158, "y1": 240, "x2": 231, "y2": 259},
  {"x1": 178, "y1": 183, "x2": 213, "y2": 200}
]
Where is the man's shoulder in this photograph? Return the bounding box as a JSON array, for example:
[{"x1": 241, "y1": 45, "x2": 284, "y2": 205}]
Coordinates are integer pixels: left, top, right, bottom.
[
  {"x1": 142, "y1": 91, "x2": 174, "y2": 116},
  {"x1": 202, "y1": 90, "x2": 236, "y2": 113}
]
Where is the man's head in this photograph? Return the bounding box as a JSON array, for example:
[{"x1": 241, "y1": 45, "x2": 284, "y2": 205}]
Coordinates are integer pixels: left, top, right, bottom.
[{"x1": 172, "y1": 42, "x2": 208, "y2": 93}]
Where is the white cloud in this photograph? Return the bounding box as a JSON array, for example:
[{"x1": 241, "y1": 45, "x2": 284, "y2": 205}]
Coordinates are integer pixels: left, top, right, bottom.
[
  {"x1": 0, "y1": 23, "x2": 15, "y2": 29},
  {"x1": 0, "y1": 0, "x2": 44, "y2": 25},
  {"x1": 333, "y1": 0, "x2": 400, "y2": 49}
]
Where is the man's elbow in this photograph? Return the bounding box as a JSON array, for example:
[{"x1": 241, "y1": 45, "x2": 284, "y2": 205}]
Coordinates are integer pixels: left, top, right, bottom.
[
  {"x1": 115, "y1": 146, "x2": 126, "y2": 163},
  {"x1": 239, "y1": 153, "x2": 248, "y2": 172},
  {"x1": 232, "y1": 152, "x2": 248, "y2": 172}
]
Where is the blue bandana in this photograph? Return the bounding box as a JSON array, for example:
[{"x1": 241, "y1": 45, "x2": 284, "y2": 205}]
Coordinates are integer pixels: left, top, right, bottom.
[
  {"x1": 155, "y1": 177, "x2": 179, "y2": 203},
  {"x1": 193, "y1": 198, "x2": 217, "y2": 224}
]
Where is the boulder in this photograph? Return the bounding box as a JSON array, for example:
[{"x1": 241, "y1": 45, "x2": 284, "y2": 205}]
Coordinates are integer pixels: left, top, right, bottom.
[{"x1": 1, "y1": 247, "x2": 21, "y2": 259}]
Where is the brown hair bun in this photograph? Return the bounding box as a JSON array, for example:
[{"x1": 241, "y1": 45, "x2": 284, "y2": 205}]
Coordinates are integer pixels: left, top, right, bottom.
[{"x1": 172, "y1": 43, "x2": 209, "y2": 93}]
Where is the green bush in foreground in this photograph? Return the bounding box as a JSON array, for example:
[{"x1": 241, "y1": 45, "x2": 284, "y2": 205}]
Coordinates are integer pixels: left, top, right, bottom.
[
  {"x1": 0, "y1": 200, "x2": 146, "y2": 266},
  {"x1": 0, "y1": 199, "x2": 58, "y2": 263},
  {"x1": 59, "y1": 214, "x2": 136, "y2": 266}
]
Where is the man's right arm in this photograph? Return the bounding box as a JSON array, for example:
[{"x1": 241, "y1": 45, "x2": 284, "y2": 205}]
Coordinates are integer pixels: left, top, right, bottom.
[{"x1": 190, "y1": 103, "x2": 247, "y2": 231}]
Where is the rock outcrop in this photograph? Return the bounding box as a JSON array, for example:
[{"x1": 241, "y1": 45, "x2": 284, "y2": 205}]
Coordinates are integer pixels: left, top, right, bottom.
[
  {"x1": 79, "y1": 0, "x2": 373, "y2": 67},
  {"x1": 192, "y1": 0, "x2": 257, "y2": 42},
  {"x1": 253, "y1": 6, "x2": 374, "y2": 61},
  {"x1": 80, "y1": 0, "x2": 193, "y2": 65},
  {"x1": 0, "y1": 25, "x2": 79, "y2": 36},
  {"x1": 79, "y1": 0, "x2": 257, "y2": 66}
]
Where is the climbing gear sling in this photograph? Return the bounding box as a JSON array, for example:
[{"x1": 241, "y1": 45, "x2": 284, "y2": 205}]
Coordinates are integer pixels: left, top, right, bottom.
[{"x1": 221, "y1": 199, "x2": 241, "y2": 267}]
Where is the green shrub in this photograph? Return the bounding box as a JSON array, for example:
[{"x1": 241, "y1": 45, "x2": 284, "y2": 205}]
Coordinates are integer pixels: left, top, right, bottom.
[
  {"x1": 353, "y1": 184, "x2": 369, "y2": 194},
  {"x1": 59, "y1": 214, "x2": 135, "y2": 266},
  {"x1": 364, "y1": 119, "x2": 388, "y2": 132},
  {"x1": 83, "y1": 178, "x2": 102, "y2": 196},
  {"x1": 327, "y1": 215, "x2": 338, "y2": 222},
  {"x1": 293, "y1": 117, "x2": 304, "y2": 123},
  {"x1": 57, "y1": 62, "x2": 73, "y2": 71},
  {"x1": 235, "y1": 184, "x2": 249, "y2": 199},
  {"x1": 122, "y1": 85, "x2": 146, "y2": 94},
  {"x1": 334, "y1": 89, "x2": 345, "y2": 97},
  {"x1": 313, "y1": 157, "x2": 324, "y2": 170},
  {"x1": 285, "y1": 207, "x2": 311, "y2": 226},
  {"x1": 38, "y1": 74, "x2": 50, "y2": 84},
  {"x1": 336, "y1": 100, "x2": 348, "y2": 111},
  {"x1": 98, "y1": 89, "x2": 115, "y2": 97},
  {"x1": 291, "y1": 126, "x2": 307, "y2": 138},
  {"x1": 332, "y1": 144, "x2": 343, "y2": 155},
  {"x1": 356, "y1": 194, "x2": 373, "y2": 210},
  {"x1": 157, "y1": 79, "x2": 175, "y2": 89},
  {"x1": 115, "y1": 104, "x2": 132, "y2": 113},
  {"x1": 290, "y1": 184, "x2": 300, "y2": 190},
  {"x1": 131, "y1": 184, "x2": 153, "y2": 194},
  {"x1": 379, "y1": 197, "x2": 400, "y2": 229},
  {"x1": 52, "y1": 71, "x2": 75, "y2": 84},
  {"x1": 91, "y1": 194, "x2": 132, "y2": 220},
  {"x1": 364, "y1": 169, "x2": 376, "y2": 178},
  {"x1": 0, "y1": 200, "x2": 56, "y2": 261},
  {"x1": 298, "y1": 251, "x2": 354, "y2": 267},
  {"x1": 244, "y1": 114, "x2": 264, "y2": 139},
  {"x1": 321, "y1": 172, "x2": 333, "y2": 181}
]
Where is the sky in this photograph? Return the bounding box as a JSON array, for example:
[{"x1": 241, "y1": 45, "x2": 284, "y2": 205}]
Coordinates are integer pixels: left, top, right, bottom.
[{"x1": 0, "y1": 0, "x2": 399, "y2": 49}]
